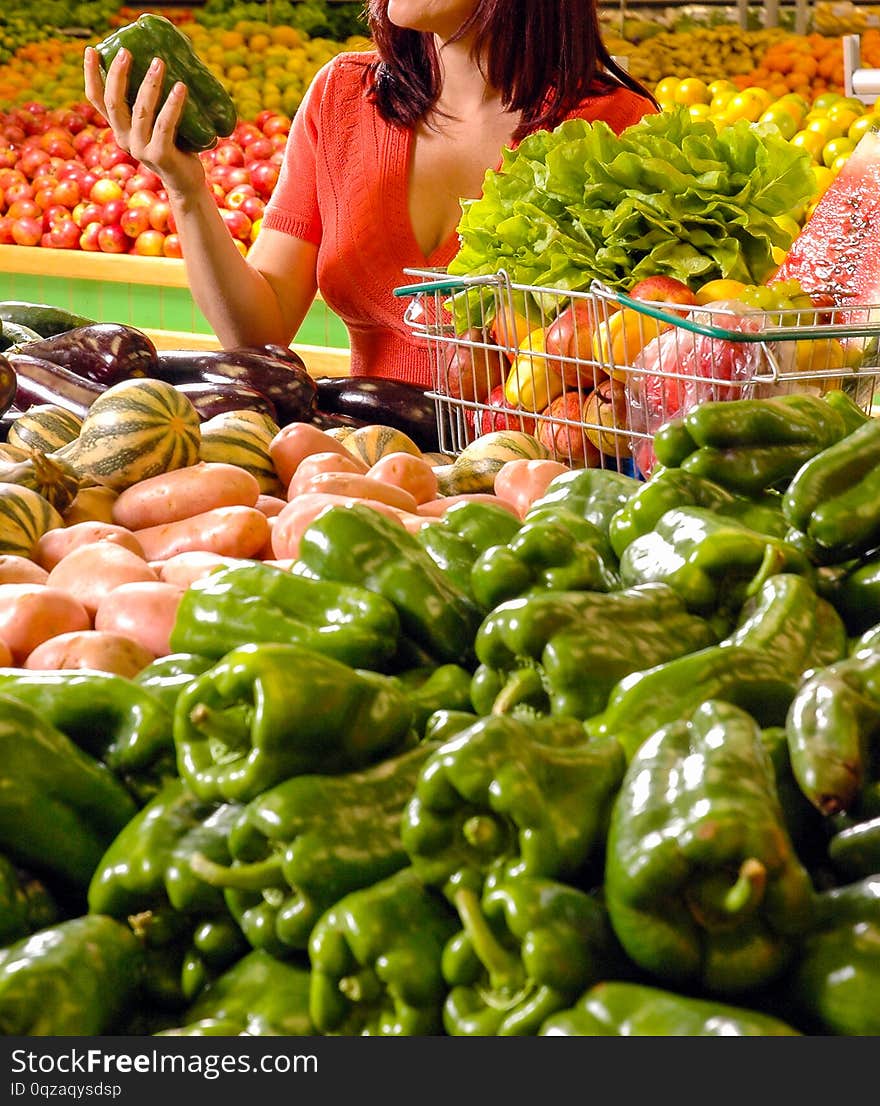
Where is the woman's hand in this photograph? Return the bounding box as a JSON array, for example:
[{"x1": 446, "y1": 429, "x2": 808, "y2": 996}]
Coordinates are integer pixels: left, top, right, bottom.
[{"x1": 83, "y1": 45, "x2": 206, "y2": 197}]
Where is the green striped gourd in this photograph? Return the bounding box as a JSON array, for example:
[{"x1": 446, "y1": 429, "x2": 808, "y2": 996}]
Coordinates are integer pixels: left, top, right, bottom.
[
  {"x1": 437, "y1": 429, "x2": 549, "y2": 494},
  {"x1": 341, "y1": 424, "x2": 423, "y2": 467},
  {"x1": 198, "y1": 408, "x2": 284, "y2": 497},
  {"x1": 8, "y1": 405, "x2": 84, "y2": 454},
  {"x1": 0, "y1": 483, "x2": 64, "y2": 557},
  {"x1": 54, "y1": 378, "x2": 201, "y2": 492}
]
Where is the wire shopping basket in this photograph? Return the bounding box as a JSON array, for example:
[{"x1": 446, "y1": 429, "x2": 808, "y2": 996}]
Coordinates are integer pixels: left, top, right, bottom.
[{"x1": 393, "y1": 268, "x2": 880, "y2": 479}]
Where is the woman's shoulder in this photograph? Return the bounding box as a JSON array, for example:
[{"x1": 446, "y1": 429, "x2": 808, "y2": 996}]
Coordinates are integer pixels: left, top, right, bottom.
[
  {"x1": 301, "y1": 48, "x2": 378, "y2": 111},
  {"x1": 562, "y1": 82, "x2": 657, "y2": 135}
]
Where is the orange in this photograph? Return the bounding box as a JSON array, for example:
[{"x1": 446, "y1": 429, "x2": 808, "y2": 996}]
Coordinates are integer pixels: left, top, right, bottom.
[{"x1": 694, "y1": 278, "x2": 748, "y2": 305}]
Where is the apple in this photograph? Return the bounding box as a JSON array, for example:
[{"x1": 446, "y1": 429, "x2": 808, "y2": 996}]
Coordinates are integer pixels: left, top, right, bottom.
[
  {"x1": 72, "y1": 201, "x2": 104, "y2": 229},
  {"x1": 50, "y1": 178, "x2": 82, "y2": 208},
  {"x1": 582, "y1": 377, "x2": 632, "y2": 458},
  {"x1": 213, "y1": 142, "x2": 245, "y2": 167},
  {"x1": 82, "y1": 145, "x2": 103, "y2": 169},
  {"x1": 99, "y1": 142, "x2": 133, "y2": 170},
  {"x1": 90, "y1": 177, "x2": 123, "y2": 205},
  {"x1": 442, "y1": 327, "x2": 507, "y2": 402},
  {"x1": 225, "y1": 183, "x2": 257, "y2": 209},
  {"x1": 243, "y1": 136, "x2": 273, "y2": 162},
  {"x1": 10, "y1": 215, "x2": 42, "y2": 246},
  {"x1": 233, "y1": 123, "x2": 262, "y2": 147},
  {"x1": 0, "y1": 148, "x2": 16, "y2": 171},
  {"x1": 1, "y1": 124, "x2": 26, "y2": 145},
  {"x1": 538, "y1": 390, "x2": 602, "y2": 468},
  {"x1": 262, "y1": 115, "x2": 290, "y2": 139},
  {"x1": 0, "y1": 168, "x2": 26, "y2": 190},
  {"x1": 126, "y1": 188, "x2": 160, "y2": 209},
  {"x1": 224, "y1": 166, "x2": 250, "y2": 189},
  {"x1": 79, "y1": 221, "x2": 102, "y2": 251},
  {"x1": 543, "y1": 298, "x2": 604, "y2": 388},
  {"x1": 33, "y1": 184, "x2": 58, "y2": 210},
  {"x1": 80, "y1": 171, "x2": 100, "y2": 196},
  {"x1": 124, "y1": 168, "x2": 162, "y2": 194},
  {"x1": 220, "y1": 207, "x2": 252, "y2": 241},
  {"x1": 42, "y1": 203, "x2": 72, "y2": 231},
  {"x1": 5, "y1": 180, "x2": 35, "y2": 204},
  {"x1": 101, "y1": 198, "x2": 128, "y2": 227},
  {"x1": 72, "y1": 129, "x2": 97, "y2": 155},
  {"x1": 120, "y1": 205, "x2": 151, "y2": 239},
  {"x1": 162, "y1": 233, "x2": 183, "y2": 258},
  {"x1": 18, "y1": 146, "x2": 50, "y2": 178},
  {"x1": 208, "y1": 182, "x2": 227, "y2": 207},
  {"x1": 109, "y1": 162, "x2": 137, "y2": 184},
  {"x1": 42, "y1": 216, "x2": 80, "y2": 249},
  {"x1": 148, "y1": 200, "x2": 175, "y2": 234},
  {"x1": 239, "y1": 195, "x2": 265, "y2": 223},
  {"x1": 0, "y1": 216, "x2": 15, "y2": 245},
  {"x1": 249, "y1": 160, "x2": 279, "y2": 200},
  {"x1": 132, "y1": 229, "x2": 165, "y2": 257},
  {"x1": 7, "y1": 198, "x2": 41, "y2": 222},
  {"x1": 628, "y1": 274, "x2": 698, "y2": 315},
  {"x1": 472, "y1": 383, "x2": 538, "y2": 437},
  {"x1": 97, "y1": 223, "x2": 129, "y2": 253}
]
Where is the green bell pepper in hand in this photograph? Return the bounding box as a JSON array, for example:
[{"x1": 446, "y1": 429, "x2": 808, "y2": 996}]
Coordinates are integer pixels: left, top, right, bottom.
[
  {"x1": 173, "y1": 642, "x2": 415, "y2": 803},
  {"x1": 605, "y1": 699, "x2": 816, "y2": 994},
  {"x1": 308, "y1": 867, "x2": 457, "y2": 1036},
  {"x1": 470, "y1": 508, "x2": 620, "y2": 610},
  {"x1": 608, "y1": 466, "x2": 788, "y2": 557},
  {"x1": 0, "y1": 914, "x2": 143, "y2": 1035},
  {"x1": 525, "y1": 466, "x2": 641, "y2": 539},
  {"x1": 187, "y1": 742, "x2": 438, "y2": 955},
  {"x1": 0, "y1": 668, "x2": 175, "y2": 803},
  {"x1": 159, "y1": 950, "x2": 314, "y2": 1036},
  {"x1": 654, "y1": 392, "x2": 848, "y2": 497},
  {"x1": 472, "y1": 583, "x2": 716, "y2": 720},
  {"x1": 619, "y1": 505, "x2": 812, "y2": 619},
  {"x1": 793, "y1": 875, "x2": 880, "y2": 1036},
  {"x1": 589, "y1": 643, "x2": 798, "y2": 762},
  {"x1": 294, "y1": 503, "x2": 483, "y2": 667},
  {"x1": 721, "y1": 572, "x2": 847, "y2": 679},
  {"x1": 442, "y1": 874, "x2": 625, "y2": 1036},
  {"x1": 0, "y1": 853, "x2": 57, "y2": 946},
  {"x1": 0, "y1": 693, "x2": 137, "y2": 888},
  {"x1": 169, "y1": 561, "x2": 402, "y2": 671},
  {"x1": 785, "y1": 649, "x2": 880, "y2": 816},
  {"x1": 539, "y1": 981, "x2": 802, "y2": 1036},
  {"x1": 401, "y1": 714, "x2": 625, "y2": 898}
]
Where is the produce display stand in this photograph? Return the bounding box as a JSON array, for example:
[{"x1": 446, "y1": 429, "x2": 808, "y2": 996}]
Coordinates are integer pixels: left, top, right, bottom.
[{"x1": 0, "y1": 243, "x2": 352, "y2": 377}]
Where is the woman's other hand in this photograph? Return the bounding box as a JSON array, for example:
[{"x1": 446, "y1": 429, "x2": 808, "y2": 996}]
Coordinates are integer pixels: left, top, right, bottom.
[{"x1": 83, "y1": 45, "x2": 206, "y2": 197}]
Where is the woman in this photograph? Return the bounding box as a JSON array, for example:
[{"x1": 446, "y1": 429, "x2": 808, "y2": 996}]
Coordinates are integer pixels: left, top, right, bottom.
[{"x1": 83, "y1": 1, "x2": 656, "y2": 386}]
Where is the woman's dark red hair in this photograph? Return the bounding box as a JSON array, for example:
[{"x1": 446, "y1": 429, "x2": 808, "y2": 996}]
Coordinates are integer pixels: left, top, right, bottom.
[{"x1": 363, "y1": 0, "x2": 656, "y2": 139}]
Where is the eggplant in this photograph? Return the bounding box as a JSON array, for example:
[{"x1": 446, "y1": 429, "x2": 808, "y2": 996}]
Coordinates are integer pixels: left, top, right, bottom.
[
  {"x1": 313, "y1": 376, "x2": 440, "y2": 452},
  {"x1": 154, "y1": 347, "x2": 317, "y2": 426},
  {"x1": 309, "y1": 408, "x2": 369, "y2": 432},
  {"x1": 0, "y1": 354, "x2": 16, "y2": 419},
  {"x1": 14, "y1": 323, "x2": 160, "y2": 386},
  {"x1": 174, "y1": 381, "x2": 279, "y2": 423},
  {"x1": 7, "y1": 353, "x2": 105, "y2": 420}
]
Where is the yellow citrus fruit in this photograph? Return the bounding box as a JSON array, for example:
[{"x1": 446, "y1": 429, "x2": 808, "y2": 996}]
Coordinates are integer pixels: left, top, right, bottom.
[
  {"x1": 709, "y1": 91, "x2": 735, "y2": 114},
  {"x1": 790, "y1": 129, "x2": 826, "y2": 161},
  {"x1": 708, "y1": 79, "x2": 737, "y2": 97},
  {"x1": 741, "y1": 86, "x2": 774, "y2": 112},
  {"x1": 758, "y1": 106, "x2": 798, "y2": 140},
  {"x1": 812, "y1": 91, "x2": 844, "y2": 112},
  {"x1": 688, "y1": 103, "x2": 712, "y2": 121},
  {"x1": 805, "y1": 114, "x2": 845, "y2": 140},
  {"x1": 654, "y1": 76, "x2": 680, "y2": 103},
  {"x1": 810, "y1": 164, "x2": 836, "y2": 198},
  {"x1": 849, "y1": 112, "x2": 880, "y2": 142},
  {"x1": 822, "y1": 135, "x2": 856, "y2": 168},
  {"x1": 723, "y1": 91, "x2": 766, "y2": 124},
  {"x1": 675, "y1": 77, "x2": 711, "y2": 105},
  {"x1": 773, "y1": 213, "x2": 802, "y2": 240},
  {"x1": 694, "y1": 278, "x2": 748, "y2": 305},
  {"x1": 830, "y1": 152, "x2": 853, "y2": 175}
]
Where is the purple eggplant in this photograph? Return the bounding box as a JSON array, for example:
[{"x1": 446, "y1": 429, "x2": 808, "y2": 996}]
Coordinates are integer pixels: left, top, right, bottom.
[
  {"x1": 7, "y1": 353, "x2": 105, "y2": 420},
  {"x1": 154, "y1": 347, "x2": 317, "y2": 426},
  {"x1": 174, "y1": 380, "x2": 279, "y2": 423},
  {"x1": 13, "y1": 323, "x2": 159, "y2": 386},
  {"x1": 0, "y1": 354, "x2": 16, "y2": 420},
  {"x1": 309, "y1": 408, "x2": 368, "y2": 432},
  {"x1": 314, "y1": 376, "x2": 440, "y2": 452}
]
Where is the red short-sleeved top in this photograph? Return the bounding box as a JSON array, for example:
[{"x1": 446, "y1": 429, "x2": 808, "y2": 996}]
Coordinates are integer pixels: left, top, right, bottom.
[{"x1": 261, "y1": 51, "x2": 655, "y2": 387}]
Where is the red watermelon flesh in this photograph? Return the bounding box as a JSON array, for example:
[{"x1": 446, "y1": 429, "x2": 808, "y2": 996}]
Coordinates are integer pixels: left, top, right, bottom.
[{"x1": 771, "y1": 132, "x2": 880, "y2": 316}]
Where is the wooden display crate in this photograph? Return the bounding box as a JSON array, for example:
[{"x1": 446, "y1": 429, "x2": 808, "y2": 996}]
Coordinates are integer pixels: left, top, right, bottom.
[{"x1": 0, "y1": 244, "x2": 352, "y2": 378}]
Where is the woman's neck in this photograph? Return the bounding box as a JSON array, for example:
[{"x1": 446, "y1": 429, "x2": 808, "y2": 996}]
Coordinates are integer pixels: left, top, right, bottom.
[{"x1": 431, "y1": 33, "x2": 505, "y2": 119}]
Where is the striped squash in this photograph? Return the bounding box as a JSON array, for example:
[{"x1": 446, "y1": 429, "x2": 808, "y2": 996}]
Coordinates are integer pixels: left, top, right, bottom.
[
  {"x1": 456, "y1": 430, "x2": 549, "y2": 467},
  {"x1": 8, "y1": 404, "x2": 83, "y2": 454},
  {"x1": 342, "y1": 424, "x2": 423, "y2": 467},
  {"x1": 0, "y1": 483, "x2": 64, "y2": 557},
  {"x1": 199, "y1": 408, "x2": 284, "y2": 497},
  {"x1": 0, "y1": 451, "x2": 81, "y2": 514},
  {"x1": 54, "y1": 378, "x2": 201, "y2": 492}
]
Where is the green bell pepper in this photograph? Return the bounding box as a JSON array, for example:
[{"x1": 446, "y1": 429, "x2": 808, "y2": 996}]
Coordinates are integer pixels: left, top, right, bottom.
[
  {"x1": 94, "y1": 13, "x2": 236, "y2": 152},
  {"x1": 589, "y1": 643, "x2": 798, "y2": 762},
  {"x1": 605, "y1": 699, "x2": 817, "y2": 994},
  {"x1": 168, "y1": 560, "x2": 402, "y2": 670},
  {"x1": 159, "y1": 949, "x2": 314, "y2": 1036},
  {"x1": 187, "y1": 742, "x2": 439, "y2": 955},
  {"x1": 825, "y1": 553, "x2": 880, "y2": 636},
  {"x1": 828, "y1": 814, "x2": 880, "y2": 880},
  {"x1": 472, "y1": 583, "x2": 716, "y2": 720},
  {"x1": 0, "y1": 693, "x2": 137, "y2": 888},
  {"x1": 608, "y1": 466, "x2": 788, "y2": 558},
  {"x1": 793, "y1": 875, "x2": 880, "y2": 1036},
  {"x1": 782, "y1": 416, "x2": 880, "y2": 560},
  {"x1": 401, "y1": 714, "x2": 625, "y2": 898},
  {"x1": 294, "y1": 503, "x2": 483, "y2": 667},
  {"x1": 442, "y1": 874, "x2": 625, "y2": 1036},
  {"x1": 392, "y1": 664, "x2": 474, "y2": 737},
  {"x1": 0, "y1": 914, "x2": 143, "y2": 1035},
  {"x1": 618, "y1": 505, "x2": 812, "y2": 619},
  {"x1": 539, "y1": 981, "x2": 802, "y2": 1036},
  {"x1": 785, "y1": 649, "x2": 880, "y2": 816},
  {"x1": 470, "y1": 507, "x2": 620, "y2": 611},
  {"x1": 0, "y1": 853, "x2": 57, "y2": 947},
  {"x1": 308, "y1": 867, "x2": 458, "y2": 1036},
  {"x1": 415, "y1": 499, "x2": 522, "y2": 602},
  {"x1": 524, "y1": 466, "x2": 642, "y2": 539},
  {"x1": 134, "y1": 652, "x2": 223, "y2": 715},
  {"x1": 720, "y1": 572, "x2": 847, "y2": 679},
  {"x1": 654, "y1": 392, "x2": 848, "y2": 497},
  {"x1": 0, "y1": 668, "x2": 175, "y2": 803},
  {"x1": 173, "y1": 642, "x2": 415, "y2": 804}
]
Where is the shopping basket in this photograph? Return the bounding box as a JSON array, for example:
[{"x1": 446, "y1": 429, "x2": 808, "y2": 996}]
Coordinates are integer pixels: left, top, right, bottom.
[{"x1": 393, "y1": 268, "x2": 880, "y2": 479}]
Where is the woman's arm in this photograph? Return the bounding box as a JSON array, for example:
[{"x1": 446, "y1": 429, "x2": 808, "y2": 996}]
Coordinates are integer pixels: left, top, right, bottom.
[{"x1": 83, "y1": 46, "x2": 318, "y2": 348}]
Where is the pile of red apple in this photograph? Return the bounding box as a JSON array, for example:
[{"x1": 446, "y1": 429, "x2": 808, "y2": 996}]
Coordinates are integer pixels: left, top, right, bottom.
[{"x1": 0, "y1": 100, "x2": 290, "y2": 256}]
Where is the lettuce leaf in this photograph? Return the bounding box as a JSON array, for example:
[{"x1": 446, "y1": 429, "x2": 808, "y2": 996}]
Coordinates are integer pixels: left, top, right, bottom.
[{"x1": 446, "y1": 107, "x2": 815, "y2": 332}]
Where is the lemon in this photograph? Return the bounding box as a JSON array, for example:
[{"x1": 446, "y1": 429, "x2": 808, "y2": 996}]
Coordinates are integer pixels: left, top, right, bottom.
[
  {"x1": 674, "y1": 77, "x2": 710, "y2": 105},
  {"x1": 790, "y1": 129, "x2": 826, "y2": 162},
  {"x1": 822, "y1": 135, "x2": 856, "y2": 169}
]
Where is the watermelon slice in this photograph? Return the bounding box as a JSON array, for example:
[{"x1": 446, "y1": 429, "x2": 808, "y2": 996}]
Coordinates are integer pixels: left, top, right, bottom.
[{"x1": 771, "y1": 131, "x2": 880, "y2": 316}]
